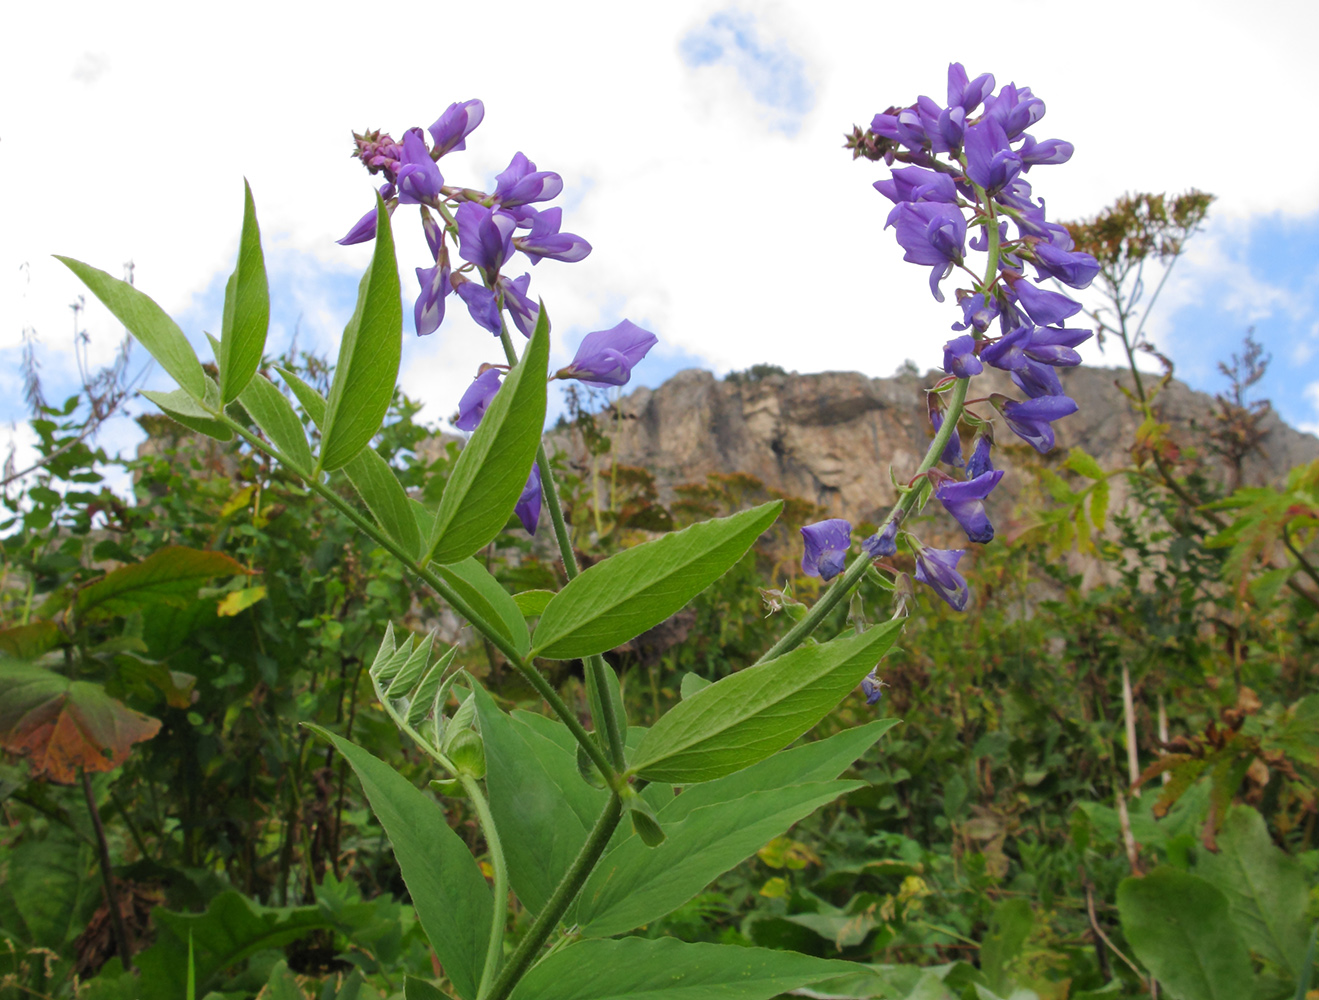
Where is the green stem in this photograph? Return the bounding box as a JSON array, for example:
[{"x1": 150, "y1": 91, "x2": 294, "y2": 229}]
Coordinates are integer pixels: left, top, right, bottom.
[
  {"x1": 485, "y1": 794, "x2": 623, "y2": 1000},
  {"x1": 462, "y1": 774, "x2": 509, "y2": 1000}
]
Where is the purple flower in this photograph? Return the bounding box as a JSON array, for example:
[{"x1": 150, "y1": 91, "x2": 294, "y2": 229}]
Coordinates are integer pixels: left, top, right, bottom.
[
  {"x1": 943, "y1": 334, "x2": 983, "y2": 379},
  {"x1": 396, "y1": 129, "x2": 444, "y2": 206},
  {"x1": 1030, "y1": 243, "x2": 1099, "y2": 289},
  {"x1": 981, "y1": 325, "x2": 1090, "y2": 374},
  {"x1": 499, "y1": 274, "x2": 540, "y2": 338},
  {"x1": 558, "y1": 320, "x2": 658, "y2": 387},
  {"x1": 515, "y1": 463, "x2": 542, "y2": 535},
  {"x1": 912, "y1": 541, "x2": 969, "y2": 611},
  {"x1": 871, "y1": 108, "x2": 928, "y2": 151},
  {"x1": 889, "y1": 202, "x2": 967, "y2": 301},
  {"x1": 801, "y1": 519, "x2": 852, "y2": 581},
  {"x1": 454, "y1": 368, "x2": 504, "y2": 431},
  {"x1": 996, "y1": 394, "x2": 1079, "y2": 453},
  {"x1": 514, "y1": 208, "x2": 592, "y2": 265},
  {"x1": 454, "y1": 278, "x2": 502, "y2": 335},
  {"x1": 414, "y1": 258, "x2": 450, "y2": 337},
  {"x1": 860, "y1": 669, "x2": 888, "y2": 706},
  {"x1": 352, "y1": 130, "x2": 403, "y2": 179},
  {"x1": 963, "y1": 119, "x2": 1022, "y2": 194},
  {"x1": 929, "y1": 397, "x2": 964, "y2": 468},
  {"x1": 494, "y1": 152, "x2": 564, "y2": 209},
  {"x1": 936, "y1": 469, "x2": 1004, "y2": 544},
  {"x1": 951, "y1": 290, "x2": 1001, "y2": 333},
  {"x1": 336, "y1": 185, "x2": 395, "y2": 245},
  {"x1": 862, "y1": 521, "x2": 898, "y2": 559},
  {"x1": 455, "y1": 202, "x2": 517, "y2": 273},
  {"x1": 421, "y1": 208, "x2": 445, "y2": 261},
  {"x1": 983, "y1": 83, "x2": 1046, "y2": 139},
  {"x1": 1018, "y1": 134, "x2": 1073, "y2": 169},
  {"x1": 1010, "y1": 279, "x2": 1083, "y2": 327},
  {"x1": 428, "y1": 99, "x2": 484, "y2": 158},
  {"x1": 947, "y1": 63, "x2": 994, "y2": 113},
  {"x1": 1011, "y1": 359, "x2": 1065, "y2": 399},
  {"x1": 966, "y1": 433, "x2": 994, "y2": 479},
  {"x1": 874, "y1": 166, "x2": 959, "y2": 212}
]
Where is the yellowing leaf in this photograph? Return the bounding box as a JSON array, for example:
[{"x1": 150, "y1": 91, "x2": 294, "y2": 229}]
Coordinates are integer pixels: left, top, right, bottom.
[{"x1": 216, "y1": 586, "x2": 267, "y2": 617}]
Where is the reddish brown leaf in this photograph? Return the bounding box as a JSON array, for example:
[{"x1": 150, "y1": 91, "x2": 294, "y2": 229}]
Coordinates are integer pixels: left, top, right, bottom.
[
  {"x1": 75, "y1": 546, "x2": 253, "y2": 618},
  {"x1": 0, "y1": 664, "x2": 160, "y2": 783}
]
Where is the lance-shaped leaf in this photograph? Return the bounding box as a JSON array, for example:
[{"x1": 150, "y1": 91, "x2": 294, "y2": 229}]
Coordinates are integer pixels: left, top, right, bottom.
[
  {"x1": 218, "y1": 180, "x2": 269, "y2": 403},
  {"x1": 1117, "y1": 867, "x2": 1253, "y2": 1000},
  {"x1": 344, "y1": 446, "x2": 422, "y2": 561},
  {"x1": 433, "y1": 558, "x2": 531, "y2": 658},
  {"x1": 630, "y1": 619, "x2": 904, "y2": 783},
  {"x1": 75, "y1": 546, "x2": 251, "y2": 617},
  {"x1": 140, "y1": 386, "x2": 233, "y2": 441},
  {"x1": 239, "y1": 373, "x2": 314, "y2": 474},
  {"x1": 307, "y1": 726, "x2": 491, "y2": 1000},
  {"x1": 319, "y1": 195, "x2": 402, "y2": 472},
  {"x1": 427, "y1": 312, "x2": 549, "y2": 565},
  {"x1": 0, "y1": 663, "x2": 161, "y2": 783},
  {"x1": 530, "y1": 501, "x2": 782, "y2": 660},
  {"x1": 55, "y1": 256, "x2": 206, "y2": 400},
  {"x1": 509, "y1": 937, "x2": 860, "y2": 1000}
]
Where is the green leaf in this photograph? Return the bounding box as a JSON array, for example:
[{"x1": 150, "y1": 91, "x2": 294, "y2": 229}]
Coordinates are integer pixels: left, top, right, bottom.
[
  {"x1": 276, "y1": 366, "x2": 327, "y2": 426},
  {"x1": 0, "y1": 621, "x2": 63, "y2": 660},
  {"x1": 405, "y1": 977, "x2": 454, "y2": 1000},
  {"x1": 979, "y1": 898, "x2": 1034, "y2": 995},
  {"x1": 1197, "y1": 805, "x2": 1310, "y2": 977},
  {"x1": 433, "y1": 559, "x2": 531, "y2": 658},
  {"x1": 0, "y1": 830, "x2": 97, "y2": 951},
  {"x1": 427, "y1": 313, "x2": 549, "y2": 564},
  {"x1": 218, "y1": 180, "x2": 269, "y2": 403},
  {"x1": 509, "y1": 937, "x2": 859, "y2": 1000},
  {"x1": 306, "y1": 726, "x2": 491, "y2": 1000},
  {"x1": 531, "y1": 501, "x2": 782, "y2": 660},
  {"x1": 1064, "y1": 446, "x2": 1106, "y2": 481},
  {"x1": 631, "y1": 620, "x2": 904, "y2": 783},
  {"x1": 513, "y1": 589, "x2": 556, "y2": 617},
  {"x1": 1117, "y1": 867, "x2": 1253, "y2": 1000},
  {"x1": 55, "y1": 256, "x2": 205, "y2": 399},
  {"x1": 344, "y1": 446, "x2": 423, "y2": 560},
  {"x1": 238, "y1": 373, "x2": 314, "y2": 474},
  {"x1": 576, "y1": 721, "x2": 894, "y2": 936},
  {"x1": 76, "y1": 546, "x2": 251, "y2": 617},
  {"x1": 680, "y1": 673, "x2": 711, "y2": 700},
  {"x1": 319, "y1": 195, "x2": 402, "y2": 472},
  {"x1": 140, "y1": 387, "x2": 233, "y2": 441}
]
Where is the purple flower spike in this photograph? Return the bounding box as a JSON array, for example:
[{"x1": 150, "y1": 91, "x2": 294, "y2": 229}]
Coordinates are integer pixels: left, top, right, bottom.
[
  {"x1": 455, "y1": 202, "x2": 517, "y2": 273},
  {"x1": 943, "y1": 334, "x2": 983, "y2": 379},
  {"x1": 414, "y1": 259, "x2": 450, "y2": 337},
  {"x1": 952, "y1": 290, "x2": 1001, "y2": 333},
  {"x1": 455, "y1": 279, "x2": 502, "y2": 335},
  {"x1": 515, "y1": 463, "x2": 542, "y2": 535},
  {"x1": 428, "y1": 99, "x2": 485, "y2": 158},
  {"x1": 964, "y1": 119, "x2": 1022, "y2": 193},
  {"x1": 913, "y1": 542, "x2": 970, "y2": 611},
  {"x1": 936, "y1": 469, "x2": 1004, "y2": 544},
  {"x1": 862, "y1": 521, "x2": 898, "y2": 559},
  {"x1": 1011, "y1": 280, "x2": 1083, "y2": 327},
  {"x1": 559, "y1": 320, "x2": 658, "y2": 388},
  {"x1": 454, "y1": 368, "x2": 504, "y2": 431},
  {"x1": 494, "y1": 152, "x2": 564, "y2": 208},
  {"x1": 889, "y1": 202, "x2": 967, "y2": 301},
  {"x1": 947, "y1": 63, "x2": 995, "y2": 113},
  {"x1": 499, "y1": 274, "x2": 540, "y2": 338},
  {"x1": 801, "y1": 518, "x2": 852, "y2": 581},
  {"x1": 396, "y1": 129, "x2": 444, "y2": 206},
  {"x1": 514, "y1": 208, "x2": 592, "y2": 265},
  {"x1": 1031, "y1": 243, "x2": 1099, "y2": 289},
  {"x1": 997, "y1": 394, "x2": 1079, "y2": 453},
  {"x1": 966, "y1": 433, "x2": 994, "y2": 479}
]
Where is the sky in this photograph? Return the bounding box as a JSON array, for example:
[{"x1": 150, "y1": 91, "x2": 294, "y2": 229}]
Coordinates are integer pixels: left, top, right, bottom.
[{"x1": 4, "y1": 0, "x2": 1318, "y2": 481}]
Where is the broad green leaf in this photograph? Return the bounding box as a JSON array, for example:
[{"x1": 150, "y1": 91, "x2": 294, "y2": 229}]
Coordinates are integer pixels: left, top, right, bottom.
[
  {"x1": 218, "y1": 180, "x2": 269, "y2": 403},
  {"x1": 344, "y1": 445, "x2": 422, "y2": 561},
  {"x1": 56, "y1": 255, "x2": 205, "y2": 399},
  {"x1": 76, "y1": 546, "x2": 251, "y2": 616},
  {"x1": 472, "y1": 685, "x2": 594, "y2": 916},
  {"x1": 262, "y1": 961, "x2": 303, "y2": 1000},
  {"x1": 510, "y1": 937, "x2": 860, "y2": 1000},
  {"x1": 631, "y1": 620, "x2": 904, "y2": 783},
  {"x1": 680, "y1": 672, "x2": 711, "y2": 700},
  {"x1": 531, "y1": 501, "x2": 782, "y2": 660},
  {"x1": 405, "y1": 977, "x2": 453, "y2": 1000},
  {"x1": 0, "y1": 829, "x2": 97, "y2": 951},
  {"x1": 1197, "y1": 805, "x2": 1309, "y2": 977},
  {"x1": 307, "y1": 726, "x2": 491, "y2": 1000},
  {"x1": 579, "y1": 781, "x2": 861, "y2": 937},
  {"x1": 140, "y1": 387, "x2": 233, "y2": 441},
  {"x1": 1117, "y1": 867, "x2": 1253, "y2": 1000},
  {"x1": 576, "y1": 721, "x2": 894, "y2": 936},
  {"x1": 433, "y1": 559, "x2": 530, "y2": 658},
  {"x1": 320, "y1": 195, "x2": 402, "y2": 472},
  {"x1": 427, "y1": 313, "x2": 549, "y2": 564},
  {"x1": 276, "y1": 366, "x2": 328, "y2": 425},
  {"x1": 979, "y1": 898, "x2": 1034, "y2": 995},
  {"x1": 238, "y1": 373, "x2": 314, "y2": 474},
  {"x1": 513, "y1": 589, "x2": 556, "y2": 617},
  {"x1": 0, "y1": 621, "x2": 63, "y2": 660}
]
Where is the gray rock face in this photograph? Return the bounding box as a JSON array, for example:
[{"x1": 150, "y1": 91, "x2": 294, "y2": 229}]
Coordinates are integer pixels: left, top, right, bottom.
[{"x1": 556, "y1": 366, "x2": 1318, "y2": 525}]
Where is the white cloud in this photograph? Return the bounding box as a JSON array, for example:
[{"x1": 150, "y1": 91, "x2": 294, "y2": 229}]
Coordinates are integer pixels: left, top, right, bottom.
[{"x1": 1302, "y1": 381, "x2": 1319, "y2": 437}]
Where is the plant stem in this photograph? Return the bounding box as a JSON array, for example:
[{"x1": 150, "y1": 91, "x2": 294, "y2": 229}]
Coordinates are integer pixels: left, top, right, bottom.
[
  {"x1": 462, "y1": 775, "x2": 509, "y2": 1000},
  {"x1": 82, "y1": 770, "x2": 134, "y2": 971},
  {"x1": 485, "y1": 794, "x2": 623, "y2": 1000},
  {"x1": 756, "y1": 376, "x2": 970, "y2": 664}
]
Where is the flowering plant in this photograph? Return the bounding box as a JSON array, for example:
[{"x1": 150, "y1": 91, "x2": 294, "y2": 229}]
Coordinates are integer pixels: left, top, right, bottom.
[{"x1": 57, "y1": 69, "x2": 1087, "y2": 1000}]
